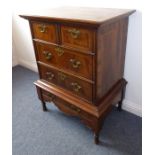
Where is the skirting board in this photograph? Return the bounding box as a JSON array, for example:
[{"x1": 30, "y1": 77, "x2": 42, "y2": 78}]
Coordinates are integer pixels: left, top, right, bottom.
[
  {"x1": 12, "y1": 57, "x2": 18, "y2": 67},
  {"x1": 12, "y1": 61, "x2": 18, "y2": 67},
  {"x1": 18, "y1": 59, "x2": 38, "y2": 72},
  {"x1": 18, "y1": 59, "x2": 142, "y2": 117},
  {"x1": 122, "y1": 99, "x2": 142, "y2": 117}
]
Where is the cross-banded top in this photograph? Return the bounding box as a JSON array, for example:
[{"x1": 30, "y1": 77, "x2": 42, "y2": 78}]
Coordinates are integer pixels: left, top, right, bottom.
[{"x1": 20, "y1": 7, "x2": 135, "y2": 25}]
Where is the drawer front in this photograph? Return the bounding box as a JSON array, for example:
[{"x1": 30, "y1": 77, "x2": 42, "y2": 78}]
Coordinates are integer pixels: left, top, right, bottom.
[
  {"x1": 41, "y1": 89, "x2": 93, "y2": 120},
  {"x1": 39, "y1": 64, "x2": 93, "y2": 102},
  {"x1": 36, "y1": 42, "x2": 93, "y2": 80},
  {"x1": 61, "y1": 25, "x2": 94, "y2": 52},
  {"x1": 32, "y1": 22, "x2": 57, "y2": 43},
  {"x1": 42, "y1": 90, "x2": 81, "y2": 116},
  {"x1": 41, "y1": 90, "x2": 55, "y2": 102},
  {"x1": 54, "y1": 97, "x2": 82, "y2": 116}
]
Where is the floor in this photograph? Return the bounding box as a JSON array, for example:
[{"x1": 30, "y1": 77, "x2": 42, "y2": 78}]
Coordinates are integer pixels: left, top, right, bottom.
[{"x1": 12, "y1": 66, "x2": 142, "y2": 155}]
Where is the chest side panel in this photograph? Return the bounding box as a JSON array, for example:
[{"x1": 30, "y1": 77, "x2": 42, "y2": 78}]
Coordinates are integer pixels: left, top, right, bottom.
[{"x1": 96, "y1": 18, "x2": 129, "y2": 101}]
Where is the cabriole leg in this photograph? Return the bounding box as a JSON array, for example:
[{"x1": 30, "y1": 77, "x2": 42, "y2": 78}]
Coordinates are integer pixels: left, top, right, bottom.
[
  {"x1": 93, "y1": 119, "x2": 103, "y2": 144},
  {"x1": 41, "y1": 101, "x2": 47, "y2": 111},
  {"x1": 94, "y1": 132, "x2": 100, "y2": 144},
  {"x1": 35, "y1": 85, "x2": 48, "y2": 112}
]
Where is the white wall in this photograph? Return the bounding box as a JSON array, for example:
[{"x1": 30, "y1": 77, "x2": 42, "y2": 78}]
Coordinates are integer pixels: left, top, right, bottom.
[
  {"x1": 123, "y1": 11, "x2": 142, "y2": 116},
  {"x1": 12, "y1": 39, "x2": 18, "y2": 67},
  {"x1": 12, "y1": 0, "x2": 142, "y2": 116},
  {"x1": 12, "y1": 14, "x2": 38, "y2": 71}
]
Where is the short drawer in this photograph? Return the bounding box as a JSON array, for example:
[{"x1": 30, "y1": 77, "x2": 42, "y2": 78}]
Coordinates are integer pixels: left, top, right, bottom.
[
  {"x1": 32, "y1": 22, "x2": 57, "y2": 43},
  {"x1": 39, "y1": 64, "x2": 93, "y2": 102},
  {"x1": 35, "y1": 42, "x2": 93, "y2": 80},
  {"x1": 61, "y1": 25, "x2": 94, "y2": 52}
]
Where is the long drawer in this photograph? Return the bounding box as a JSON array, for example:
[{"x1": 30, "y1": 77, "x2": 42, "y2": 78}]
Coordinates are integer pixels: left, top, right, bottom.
[
  {"x1": 35, "y1": 42, "x2": 93, "y2": 80},
  {"x1": 38, "y1": 64, "x2": 93, "y2": 102},
  {"x1": 40, "y1": 88, "x2": 95, "y2": 123}
]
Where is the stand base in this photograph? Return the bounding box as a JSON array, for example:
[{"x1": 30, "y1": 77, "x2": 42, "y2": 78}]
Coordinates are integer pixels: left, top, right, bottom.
[{"x1": 34, "y1": 78, "x2": 127, "y2": 144}]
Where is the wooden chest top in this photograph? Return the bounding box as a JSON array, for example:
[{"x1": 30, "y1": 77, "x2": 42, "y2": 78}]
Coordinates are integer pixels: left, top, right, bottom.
[{"x1": 20, "y1": 7, "x2": 135, "y2": 25}]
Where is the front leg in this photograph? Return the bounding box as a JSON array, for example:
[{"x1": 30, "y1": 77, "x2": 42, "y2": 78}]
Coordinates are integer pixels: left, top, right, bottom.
[
  {"x1": 81, "y1": 117, "x2": 103, "y2": 144},
  {"x1": 93, "y1": 119, "x2": 103, "y2": 144},
  {"x1": 35, "y1": 85, "x2": 48, "y2": 112},
  {"x1": 41, "y1": 101, "x2": 48, "y2": 111},
  {"x1": 94, "y1": 131, "x2": 100, "y2": 144}
]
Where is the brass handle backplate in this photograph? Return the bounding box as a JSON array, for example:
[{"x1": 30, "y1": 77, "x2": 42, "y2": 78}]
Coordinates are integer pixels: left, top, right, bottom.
[
  {"x1": 55, "y1": 47, "x2": 64, "y2": 56},
  {"x1": 43, "y1": 51, "x2": 52, "y2": 60},
  {"x1": 46, "y1": 72, "x2": 55, "y2": 80},
  {"x1": 47, "y1": 93, "x2": 55, "y2": 101},
  {"x1": 58, "y1": 72, "x2": 66, "y2": 81},
  {"x1": 70, "y1": 59, "x2": 81, "y2": 68},
  {"x1": 71, "y1": 82, "x2": 82, "y2": 92},
  {"x1": 68, "y1": 28, "x2": 80, "y2": 39},
  {"x1": 70, "y1": 104, "x2": 81, "y2": 113},
  {"x1": 39, "y1": 24, "x2": 46, "y2": 33}
]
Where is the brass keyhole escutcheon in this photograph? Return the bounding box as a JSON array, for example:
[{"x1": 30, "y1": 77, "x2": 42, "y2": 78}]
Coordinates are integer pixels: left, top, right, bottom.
[
  {"x1": 68, "y1": 28, "x2": 80, "y2": 39},
  {"x1": 55, "y1": 47, "x2": 64, "y2": 56},
  {"x1": 58, "y1": 72, "x2": 66, "y2": 81}
]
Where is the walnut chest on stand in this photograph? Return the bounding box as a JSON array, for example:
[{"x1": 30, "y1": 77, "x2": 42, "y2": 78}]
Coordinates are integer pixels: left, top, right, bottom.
[{"x1": 20, "y1": 7, "x2": 135, "y2": 144}]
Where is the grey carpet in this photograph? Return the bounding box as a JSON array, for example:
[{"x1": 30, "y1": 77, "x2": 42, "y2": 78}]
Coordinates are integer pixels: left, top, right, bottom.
[{"x1": 12, "y1": 66, "x2": 142, "y2": 155}]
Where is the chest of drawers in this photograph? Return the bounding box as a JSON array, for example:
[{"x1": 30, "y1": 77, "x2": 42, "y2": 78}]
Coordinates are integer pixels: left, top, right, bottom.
[{"x1": 20, "y1": 7, "x2": 135, "y2": 144}]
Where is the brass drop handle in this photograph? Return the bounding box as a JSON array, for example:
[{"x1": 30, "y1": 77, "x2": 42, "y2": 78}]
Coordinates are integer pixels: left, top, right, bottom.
[
  {"x1": 47, "y1": 93, "x2": 55, "y2": 100},
  {"x1": 68, "y1": 28, "x2": 80, "y2": 39},
  {"x1": 55, "y1": 47, "x2": 64, "y2": 56},
  {"x1": 58, "y1": 72, "x2": 66, "y2": 81},
  {"x1": 46, "y1": 72, "x2": 55, "y2": 80},
  {"x1": 70, "y1": 59, "x2": 81, "y2": 68},
  {"x1": 39, "y1": 24, "x2": 46, "y2": 33},
  {"x1": 71, "y1": 82, "x2": 82, "y2": 92},
  {"x1": 43, "y1": 51, "x2": 52, "y2": 60},
  {"x1": 70, "y1": 105, "x2": 81, "y2": 113}
]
